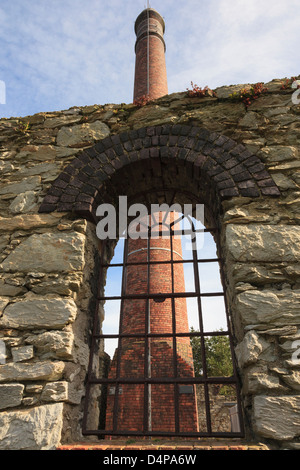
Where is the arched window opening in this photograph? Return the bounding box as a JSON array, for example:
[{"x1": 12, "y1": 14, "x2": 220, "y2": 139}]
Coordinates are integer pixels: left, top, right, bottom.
[{"x1": 82, "y1": 199, "x2": 244, "y2": 439}]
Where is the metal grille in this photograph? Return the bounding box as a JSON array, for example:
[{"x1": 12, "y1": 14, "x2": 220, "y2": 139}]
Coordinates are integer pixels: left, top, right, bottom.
[{"x1": 82, "y1": 210, "x2": 244, "y2": 438}]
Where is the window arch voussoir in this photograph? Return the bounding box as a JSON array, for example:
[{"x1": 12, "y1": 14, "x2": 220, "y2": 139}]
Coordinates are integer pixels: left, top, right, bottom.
[{"x1": 39, "y1": 124, "x2": 280, "y2": 220}]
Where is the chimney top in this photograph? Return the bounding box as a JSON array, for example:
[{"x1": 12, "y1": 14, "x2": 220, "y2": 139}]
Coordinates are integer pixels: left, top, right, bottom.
[
  {"x1": 134, "y1": 8, "x2": 165, "y2": 36},
  {"x1": 133, "y1": 8, "x2": 168, "y2": 102}
]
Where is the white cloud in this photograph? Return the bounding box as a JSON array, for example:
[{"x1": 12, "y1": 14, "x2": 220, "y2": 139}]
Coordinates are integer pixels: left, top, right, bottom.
[
  {"x1": 0, "y1": 0, "x2": 299, "y2": 118},
  {"x1": 167, "y1": 0, "x2": 299, "y2": 92}
]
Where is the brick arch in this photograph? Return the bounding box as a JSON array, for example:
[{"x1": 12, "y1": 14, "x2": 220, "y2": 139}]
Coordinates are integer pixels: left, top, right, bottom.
[{"x1": 39, "y1": 124, "x2": 280, "y2": 222}]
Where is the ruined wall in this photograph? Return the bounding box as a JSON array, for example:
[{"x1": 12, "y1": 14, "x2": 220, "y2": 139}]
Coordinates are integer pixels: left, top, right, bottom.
[{"x1": 0, "y1": 77, "x2": 300, "y2": 449}]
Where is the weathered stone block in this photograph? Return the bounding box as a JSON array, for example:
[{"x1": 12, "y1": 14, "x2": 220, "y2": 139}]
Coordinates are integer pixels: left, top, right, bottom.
[
  {"x1": 243, "y1": 367, "x2": 281, "y2": 394},
  {"x1": 11, "y1": 345, "x2": 34, "y2": 363},
  {"x1": 0, "y1": 403, "x2": 63, "y2": 450},
  {"x1": 25, "y1": 330, "x2": 74, "y2": 359},
  {"x1": 56, "y1": 121, "x2": 110, "y2": 147},
  {"x1": 0, "y1": 384, "x2": 24, "y2": 410},
  {"x1": 0, "y1": 295, "x2": 77, "y2": 330},
  {"x1": 235, "y1": 331, "x2": 270, "y2": 368},
  {"x1": 259, "y1": 145, "x2": 298, "y2": 163},
  {"x1": 15, "y1": 145, "x2": 57, "y2": 162},
  {"x1": 236, "y1": 288, "x2": 300, "y2": 327},
  {"x1": 44, "y1": 115, "x2": 82, "y2": 128},
  {"x1": 41, "y1": 381, "x2": 68, "y2": 403},
  {"x1": 0, "y1": 214, "x2": 61, "y2": 233},
  {"x1": 226, "y1": 224, "x2": 300, "y2": 262},
  {"x1": 0, "y1": 176, "x2": 42, "y2": 196},
  {"x1": 39, "y1": 381, "x2": 82, "y2": 405},
  {"x1": 0, "y1": 361, "x2": 65, "y2": 383},
  {"x1": 231, "y1": 263, "x2": 287, "y2": 284},
  {"x1": 271, "y1": 173, "x2": 298, "y2": 190},
  {"x1": 9, "y1": 191, "x2": 38, "y2": 214},
  {"x1": 0, "y1": 231, "x2": 86, "y2": 272},
  {"x1": 281, "y1": 371, "x2": 300, "y2": 391},
  {"x1": 254, "y1": 396, "x2": 300, "y2": 440}
]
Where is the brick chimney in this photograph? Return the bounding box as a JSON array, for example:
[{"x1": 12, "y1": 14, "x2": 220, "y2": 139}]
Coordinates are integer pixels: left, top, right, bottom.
[
  {"x1": 105, "y1": 9, "x2": 198, "y2": 436},
  {"x1": 133, "y1": 8, "x2": 168, "y2": 101},
  {"x1": 106, "y1": 214, "x2": 199, "y2": 434}
]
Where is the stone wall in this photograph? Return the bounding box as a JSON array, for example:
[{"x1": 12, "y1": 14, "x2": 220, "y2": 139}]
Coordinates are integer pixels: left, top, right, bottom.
[{"x1": 0, "y1": 76, "x2": 300, "y2": 449}]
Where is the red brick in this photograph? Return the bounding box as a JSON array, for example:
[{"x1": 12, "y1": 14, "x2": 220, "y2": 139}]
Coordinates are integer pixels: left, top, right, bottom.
[
  {"x1": 211, "y1": 446, "x2": 230, "y2": 450},
  {"x1": 133, "y1": 9, "x2": 168, "y2": 102},
  {"x1": 105, "y1": 213, "x2": 199, "y2": 434}
]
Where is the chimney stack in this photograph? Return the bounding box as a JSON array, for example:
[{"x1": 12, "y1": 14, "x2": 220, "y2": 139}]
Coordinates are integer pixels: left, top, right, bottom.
[
  {"x1": 133, "y1": 8, "x2": 168, "y2": 101},
  {"x1": 105, "y1": 9, "x2": 198, "y2": 436}
]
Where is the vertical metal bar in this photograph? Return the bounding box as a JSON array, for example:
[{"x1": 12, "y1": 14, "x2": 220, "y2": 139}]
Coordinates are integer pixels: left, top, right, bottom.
[
  {"x1": 82, "y1": 240, "x2": 106, "y2": 433},
  {"x1": 214, "y1": 230, "x2": 245, "y2": 435},
  {"x1": 112, "y1": 236, "x2": 129, "y2": 433},
  {"x1": 189, "y1": 217, "x2": 212, "y2": 434},
  {"x1": 144, "y1": 223, "x2": 151, "y2": 433},
  {"x1": 170, "y1": 215, "x2": 179, "y2": 433},
  {"x1": 146, "y1": 7, "x2": 150, "y2": 97}
]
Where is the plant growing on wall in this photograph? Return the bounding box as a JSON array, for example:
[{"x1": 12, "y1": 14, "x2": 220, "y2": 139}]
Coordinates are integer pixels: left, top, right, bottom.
[
  {"x1": 229, "y1": 83, "x2": 268, "y2": 109},
  {"x1": 14, "y1": 120, "x2": 31, "y2": 134},
  {"x1": 280, "y1": 76, "x2": 299, "y2": 90},
  {"x1": 133, "y1": 94, "x2": 151, "y2": 107},
  {"x1": 186, "y1": 82, "x2": 216, "y2": 98}
]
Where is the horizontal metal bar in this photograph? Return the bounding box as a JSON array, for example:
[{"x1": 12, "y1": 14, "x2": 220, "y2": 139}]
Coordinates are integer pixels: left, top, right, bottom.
[
  {"x1": 82, "y1": 429, "x2": 244, "y2": 438},
  {"x1": 94, "y1": 330, "x2": 230, "y2": 339},
  {"x1": 119, "y1": 227, "x2": 217, "y2": 238},
  {"x1": 98, "y1": 292, "x2": 225, "y2": 301},
  {"x1": 86, "y1": 376, "x2": 237, "y2": 385},
  {"x1": 102, "y1": 257, "x2": 222, "y2": 268}
]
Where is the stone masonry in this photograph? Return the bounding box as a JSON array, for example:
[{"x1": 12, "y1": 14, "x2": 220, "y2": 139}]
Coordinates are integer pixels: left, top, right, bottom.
[{"x1": 0, "y1": 76, "x2": 300, "y2": 449}]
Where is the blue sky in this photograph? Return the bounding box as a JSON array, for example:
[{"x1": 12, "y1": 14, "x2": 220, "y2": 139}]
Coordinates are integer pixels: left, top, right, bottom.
[
  {"x1": 0, "y1": 0, "x2": 299, "y2": 119},
  {"x1": 103, "y1": 226, "x2": 228, "y2": 358}
]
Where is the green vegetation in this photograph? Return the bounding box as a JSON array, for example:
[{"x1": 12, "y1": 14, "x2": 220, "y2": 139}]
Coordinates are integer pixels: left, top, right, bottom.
[{"x1": 190, "y1": 327, "x2": 233, "y2": 378}]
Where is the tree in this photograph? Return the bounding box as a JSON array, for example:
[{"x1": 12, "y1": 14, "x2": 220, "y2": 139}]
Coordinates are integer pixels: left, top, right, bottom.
[
  {"x1": 190, "y1": 328, "x2": 235, "y2": 397},
  {"x1": 190, "y1": 328, "x2": 233, "y2": 378}
]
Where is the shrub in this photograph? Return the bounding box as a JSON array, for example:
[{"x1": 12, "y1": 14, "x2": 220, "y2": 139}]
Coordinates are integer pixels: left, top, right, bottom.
[
  {"x1": 133, "y1": 94, "x2": 151, "y2": 107},
  {"x1": 186, "y1": 82, "x2": 216, "y2": 98},
  {"x1": 229, "y1": 83, "x2": 268, "y2": 109}
]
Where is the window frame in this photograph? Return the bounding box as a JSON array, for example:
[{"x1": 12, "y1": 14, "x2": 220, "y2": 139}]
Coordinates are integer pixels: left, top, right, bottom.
[{"x1": 82, "y1": 208, "x2": 245, "y2": 438}]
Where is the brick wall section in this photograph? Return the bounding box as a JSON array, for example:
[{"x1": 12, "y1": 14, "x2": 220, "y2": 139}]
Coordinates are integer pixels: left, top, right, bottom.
[
  {"x1": 39, "y1": 124, "x2": 281, "y2": 221},
  {"x1": 133, "y1": 9, "x2": 168, "y2": 101},
  {"x1": 57, "y1": 442, "x2": 268, "y2": 450},
  {"x1": 105, "y1": 214, "x2": 199, "y2": 434}
]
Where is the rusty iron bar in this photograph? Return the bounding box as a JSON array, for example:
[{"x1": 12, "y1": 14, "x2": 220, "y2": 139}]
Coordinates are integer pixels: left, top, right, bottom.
[
  {"x1": 102, "y1": 257, "x2": 222, "y2": 268},
  {"x1": 87, "y1": 376, "x2": 238, "y2": 385},
  {"x1": 97, "y1": 292, "x2": 225, "y2": 301},
  {"x1": 93, "y1": 330, "x2": 230, "y2": 339},
  {"x1": 83, "y1": 429, "x2": 244, "y2": 438}
]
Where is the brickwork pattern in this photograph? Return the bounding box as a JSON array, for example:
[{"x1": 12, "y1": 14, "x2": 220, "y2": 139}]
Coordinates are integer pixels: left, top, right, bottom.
[
  {"x1": 134, "y1": 9, "x2": 168, "y2": 101},
  {"x1": 105, "y1": 216, "x2": 198, "y2": 434},
  {"x1": 39, "y1": 124, "x2": 280, "y2": 221},
  {"x1": 57, "y1": 442, "x2": 268, "y2": 450},
  {"x1": 134, "y1": 35, "x2": 168, "y2": 102}
]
